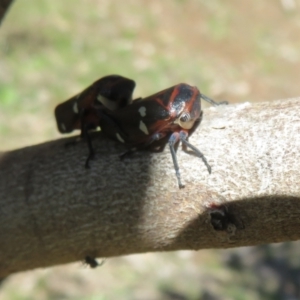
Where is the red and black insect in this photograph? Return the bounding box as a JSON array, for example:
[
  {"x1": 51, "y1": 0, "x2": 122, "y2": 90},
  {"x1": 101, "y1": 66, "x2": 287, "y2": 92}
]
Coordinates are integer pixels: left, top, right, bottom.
[
  {"x1": 98, "y1": 83, "x2": 222, "y2": 188},
  {"x1": 55, "y1": 75, "x2": 136, "y2": 134},
  {"x1": 54, "y1": 75, "x2": 136, "y2": 167}
]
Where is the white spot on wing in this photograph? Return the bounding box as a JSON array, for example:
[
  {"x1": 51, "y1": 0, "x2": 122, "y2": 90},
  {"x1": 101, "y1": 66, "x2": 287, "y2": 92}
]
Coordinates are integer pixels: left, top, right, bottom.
[
  {"x1": 97, "y1": 94, "x2": 118, "y2": 110},
  {"x1": 73, "y1": 102, "x2": 79, "y2": 114},
  {"x1": 139, "y1": 120, "x2": 149, "y2": 135},
  {"x1": 116, "y1": 133, "x2": 125, "y2": 143},
  {"x1": 60, "y1": 123, "x2": 66, "y2": 132},
  {"x1": 138, "y1": 106, "x2": 146, "y2": 117}
]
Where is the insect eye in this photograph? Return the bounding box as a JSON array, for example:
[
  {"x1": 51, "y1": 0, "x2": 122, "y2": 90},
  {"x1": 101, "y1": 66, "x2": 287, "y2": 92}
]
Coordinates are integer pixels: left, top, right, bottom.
[{"x1": 180, "y1": 113, "x2": 191, "y2": 122}]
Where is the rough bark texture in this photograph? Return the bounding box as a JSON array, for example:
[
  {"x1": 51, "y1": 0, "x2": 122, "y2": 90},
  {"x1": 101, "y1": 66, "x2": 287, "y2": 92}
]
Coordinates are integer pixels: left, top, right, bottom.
[
  {"x1": 0, "y1": 98, "x2": 299, "y2": 277},
  {"x1": 0, "y1": 0, "x2": 14, "y2": 24}
]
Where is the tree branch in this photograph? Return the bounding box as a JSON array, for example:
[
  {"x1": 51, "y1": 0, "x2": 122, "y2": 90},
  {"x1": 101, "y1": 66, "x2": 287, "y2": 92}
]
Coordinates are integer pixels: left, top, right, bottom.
[
  {"x1": 0, "y1": 0, "x2": 14, "y2": 25},
  {"x1": 0, "y1": 98, "x2": 299, "y2": 277}
]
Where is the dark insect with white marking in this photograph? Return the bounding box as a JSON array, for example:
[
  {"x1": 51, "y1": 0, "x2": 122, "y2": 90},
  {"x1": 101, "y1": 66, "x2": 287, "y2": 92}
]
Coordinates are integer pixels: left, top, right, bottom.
[
  {"x1": 84, "y1": 256, "x2": 106, "y2": 268},
  {"x1": 84, "y1": 256, "x2": 99, "y2": 268},
  {"x1": 54, "y1": 75, "x2": 136, "y2": 167},
  {"x1": 98, "y1": 83, "x2": 223, "y2": 188}
]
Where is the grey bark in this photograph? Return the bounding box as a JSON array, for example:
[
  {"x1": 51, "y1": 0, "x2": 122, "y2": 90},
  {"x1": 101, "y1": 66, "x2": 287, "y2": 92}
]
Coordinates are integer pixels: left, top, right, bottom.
[{"x1": 0, "y1": 98, "x2": 299, "y2": 277}]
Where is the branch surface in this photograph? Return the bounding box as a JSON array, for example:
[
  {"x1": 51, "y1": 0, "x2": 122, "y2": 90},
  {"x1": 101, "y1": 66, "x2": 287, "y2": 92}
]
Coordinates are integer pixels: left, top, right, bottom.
[{"x1": 0, "y1": 98, "x2": 299, "y2": 277}]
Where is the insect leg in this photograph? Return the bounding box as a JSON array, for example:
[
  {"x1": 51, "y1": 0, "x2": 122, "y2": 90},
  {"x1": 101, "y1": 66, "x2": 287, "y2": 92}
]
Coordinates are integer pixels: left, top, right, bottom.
[
  {"x1": 119, "y1": 147, "x2": 137, "y2": 160},
  {"x1": 201, "y1": 94, "x2": 228, "y2": 106},
  {"x1": 179, "y1": 131, "x2": 211, "y2": 174},
  {"x1": 84, "y1": 129, "x2": 95, "y2": 169},
  {"x1": 169, "y1": 132, "x2": 184, "y2": 189},
  {"x1": 181, "y1": 114, "x2": 202, "y2": 153},
  {"x1": 80, "y1": 112, "x2": 96, "y2": 169}
]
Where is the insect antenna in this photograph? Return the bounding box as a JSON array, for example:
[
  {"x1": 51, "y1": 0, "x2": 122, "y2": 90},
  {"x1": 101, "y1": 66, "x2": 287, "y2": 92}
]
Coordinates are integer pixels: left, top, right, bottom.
[{"x1": 201, "y1": 94, "x2": 228, "y2": 106}]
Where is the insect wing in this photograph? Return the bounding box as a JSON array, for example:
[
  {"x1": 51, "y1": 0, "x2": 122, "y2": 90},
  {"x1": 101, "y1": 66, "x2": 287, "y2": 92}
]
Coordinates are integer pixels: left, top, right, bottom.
[
  {"x1": 54, "y1": 75, "x2": 136, "y2": 134},
  {"x1": 54, "y1": 87, "x2": 91, "y2": 134},
  {"x1": 97, "y1": 75, "x2": 136, "y2": 109}
]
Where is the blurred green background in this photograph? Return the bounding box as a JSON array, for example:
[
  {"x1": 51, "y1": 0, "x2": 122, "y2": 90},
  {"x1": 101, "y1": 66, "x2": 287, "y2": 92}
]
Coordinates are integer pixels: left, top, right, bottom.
[{"x1": 1, "y1": 0, "x2": 300, "y2": 299}]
